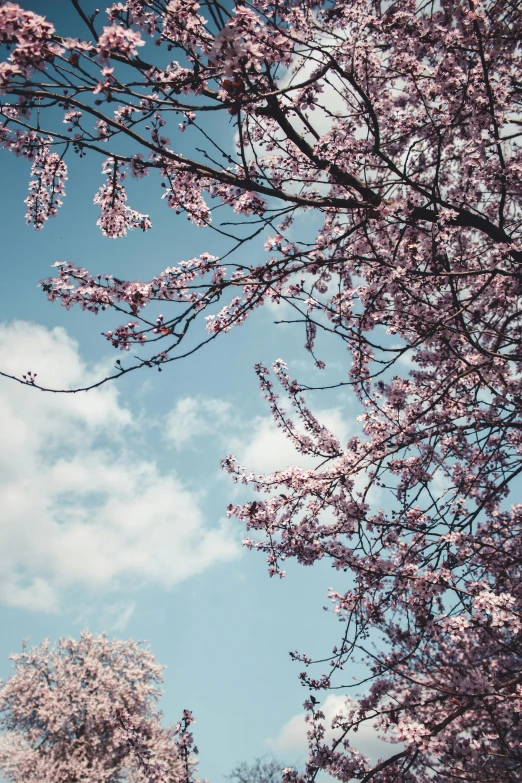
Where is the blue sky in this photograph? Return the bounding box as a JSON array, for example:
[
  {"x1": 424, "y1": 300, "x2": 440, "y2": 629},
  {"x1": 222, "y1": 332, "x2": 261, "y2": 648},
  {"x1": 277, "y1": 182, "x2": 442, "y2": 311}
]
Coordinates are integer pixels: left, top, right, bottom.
[{"x1": 0, "y1": 4, "x2": 393, "y2": 781}]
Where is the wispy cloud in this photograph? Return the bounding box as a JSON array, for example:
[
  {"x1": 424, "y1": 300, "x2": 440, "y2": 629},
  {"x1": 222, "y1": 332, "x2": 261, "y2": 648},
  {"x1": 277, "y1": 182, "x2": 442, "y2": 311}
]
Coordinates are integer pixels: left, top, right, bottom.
[
  {"x1": 0, "y1": 322, "x2": 240, "y2": 612},
  {"x1": 74, "y1": 599, "x2": 137, "y2": 632},
  {"x1": 165, "y1": 396, "x2": 234, "y2": 450},
  {"x1": 266, "y1": 694, "x2": 397, "y2": 764},
  {"x1": 164, "y1": 394, "x2": 355, "y2": 475}
]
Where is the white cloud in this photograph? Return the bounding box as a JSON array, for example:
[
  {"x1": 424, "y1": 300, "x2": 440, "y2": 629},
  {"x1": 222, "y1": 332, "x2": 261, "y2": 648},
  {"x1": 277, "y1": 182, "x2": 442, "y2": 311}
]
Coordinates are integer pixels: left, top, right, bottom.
[
  {"x1": 75, "y1": 599, "x2": 137, "y2": 632},
  {"x1": 277, "y1": 36, "x2": 346, "y2": 139},
  {"x1": 163, "y1": 394, "x2": 387, "y2": 538},
  {"x1": 164, "y1": 392, "x2": 355, "y2": 475},
  {"x1": 0, "y1": 321, "x2": 240, "y2": 612},
  {"x1": 231, "y1": 406, "x2": 352, "y2": 475},
  {"x1": 267, "y1": 694, "x2": 397, "y2": 765},
  {"x1": 165, "y1": 396, "x2": 234, "y2": 450}
]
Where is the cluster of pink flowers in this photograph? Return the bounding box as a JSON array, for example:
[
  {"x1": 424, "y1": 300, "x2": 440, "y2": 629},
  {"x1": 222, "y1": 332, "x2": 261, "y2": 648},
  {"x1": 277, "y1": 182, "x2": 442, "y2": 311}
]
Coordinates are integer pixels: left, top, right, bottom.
[
  {"x1": 114, "y1": 708, "x2": 198, "y2": 783},
  {"x1": 24, "y1": 141, "x2": 67, "y2": 229},
  {"x1": 103, "y1": 321, "x2": 147, "y2": 351},
  {"x1": 208, "y1": 7, "x2": 292, "y2": 78},
  {"x1": 108, "y1": 1, "x2": 159, "y2": 37},
  {"x1": 161, "y1": 0, "x2": 211, "y2": 53},
  {"x1": 162, "y1": 166, "x2": 212, "y2": 226},
  {"x1": 94, "y1": 158, "x2": 152, "y2": 238},
  {"x1": 98, "y1": 23, "x2": 145, "y2": 63},
  {"x1": 0, "y1": 3, "x2": 60, "y2": 86},
  {"x1": 41, "y1": 252, "x2": 221, "y2": 315},
  {"x1": 0, "y1": 633, "x2": 190, "y2": 783}
]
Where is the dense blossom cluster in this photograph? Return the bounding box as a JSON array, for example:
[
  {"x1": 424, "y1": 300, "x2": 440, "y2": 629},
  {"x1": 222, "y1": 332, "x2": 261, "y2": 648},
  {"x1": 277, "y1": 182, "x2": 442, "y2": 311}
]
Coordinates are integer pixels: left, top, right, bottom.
[
  {"x1": 114, "y1": 708, "x2": 198, "y2": 783},
  {"x1": 24, "y1": 140, "x2": 67, "y2": 229},
  {"x1": 95, "y1": 157, "x2": 152, "y2": 237},
  {"x1": 0, "y1": 632, "x2": 193, "y2": 783},
  {"x1": 207, "y1": 7, "x2": 293, "y2": 77},
  {"x1": 1, "y1": 0, "x2": 522, "y2": 780},
  {"x1": 0, "y1": 3, "x2": 59, "y2": 84},
  {"x1": 98, "y1": 23, "x2": 145, "y2": 61}
]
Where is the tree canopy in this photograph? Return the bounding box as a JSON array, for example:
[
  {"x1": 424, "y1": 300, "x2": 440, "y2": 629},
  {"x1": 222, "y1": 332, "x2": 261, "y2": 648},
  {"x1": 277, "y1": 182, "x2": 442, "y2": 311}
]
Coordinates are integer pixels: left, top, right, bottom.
[
  {"x1": 1, "y1": 0, "x2": 522, "y2": 781},
  {"x1": 0, "y1": 631, "x2": 193, "y2": 783}
]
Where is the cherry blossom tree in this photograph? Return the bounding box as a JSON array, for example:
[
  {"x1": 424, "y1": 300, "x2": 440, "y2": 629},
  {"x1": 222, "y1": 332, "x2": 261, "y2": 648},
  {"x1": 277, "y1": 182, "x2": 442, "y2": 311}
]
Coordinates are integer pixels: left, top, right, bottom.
[
  {"x1": 1, "y1": 0, "x2": 522, "y2": 781},
  {"x1": 0, "y1": 631, "x2": 197, "y2": 783}
]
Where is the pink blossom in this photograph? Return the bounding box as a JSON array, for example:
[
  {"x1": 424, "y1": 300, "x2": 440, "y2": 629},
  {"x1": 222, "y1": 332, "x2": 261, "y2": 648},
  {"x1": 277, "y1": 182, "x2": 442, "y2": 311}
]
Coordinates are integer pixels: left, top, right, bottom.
[
  {"x1": 94, "y1": 157, "x2": 152, "y2": 238},
  {"x1": 98, "y1": 23, "x2": 144, "y2": 62}
]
